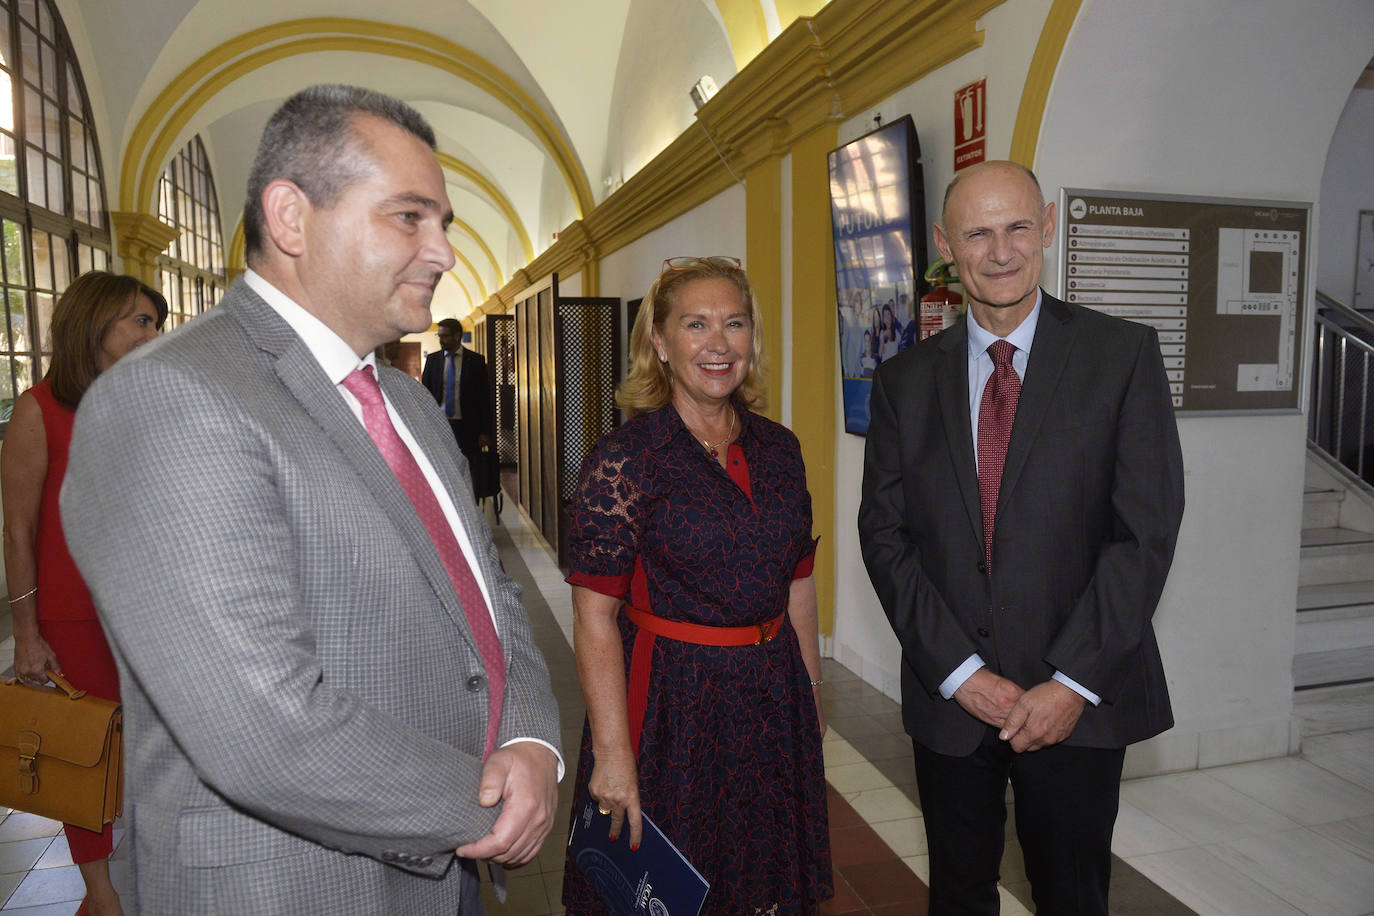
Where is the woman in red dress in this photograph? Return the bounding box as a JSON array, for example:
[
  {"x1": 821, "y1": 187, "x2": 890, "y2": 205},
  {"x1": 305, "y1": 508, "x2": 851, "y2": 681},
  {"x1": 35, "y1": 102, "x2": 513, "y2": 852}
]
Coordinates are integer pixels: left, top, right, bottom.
[
  {"x1": 3, "y1": 271, "x2": 166, "y2": 916},
  {"x1": 562, "y1": 256, "x2": 831, "y2": 914}
]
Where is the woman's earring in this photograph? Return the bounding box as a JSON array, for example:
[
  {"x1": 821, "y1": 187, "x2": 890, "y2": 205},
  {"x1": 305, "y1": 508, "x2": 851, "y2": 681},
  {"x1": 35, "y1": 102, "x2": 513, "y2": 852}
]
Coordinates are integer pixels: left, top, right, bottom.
[{"x1": 658, "y1": 353, "x2": 667, "y2": 363}]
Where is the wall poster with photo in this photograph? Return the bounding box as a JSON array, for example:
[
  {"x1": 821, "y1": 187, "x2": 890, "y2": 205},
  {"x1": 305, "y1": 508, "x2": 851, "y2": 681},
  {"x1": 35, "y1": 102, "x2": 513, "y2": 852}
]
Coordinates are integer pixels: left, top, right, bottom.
[{"x1": 828, "y1": 115, "x2": 928, "y2": 435}]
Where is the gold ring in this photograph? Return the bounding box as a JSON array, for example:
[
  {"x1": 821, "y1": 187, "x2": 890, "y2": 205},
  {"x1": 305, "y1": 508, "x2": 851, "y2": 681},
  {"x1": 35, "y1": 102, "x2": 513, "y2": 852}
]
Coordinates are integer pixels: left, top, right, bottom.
[{"x1": 598, "y1": 806, "x2": 611, "y2": 816}]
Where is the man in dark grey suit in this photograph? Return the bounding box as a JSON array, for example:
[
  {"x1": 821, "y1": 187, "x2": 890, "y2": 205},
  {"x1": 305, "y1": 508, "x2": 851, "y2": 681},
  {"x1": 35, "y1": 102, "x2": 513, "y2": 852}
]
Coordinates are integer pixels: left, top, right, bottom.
[
  {"x1": 422, "y1": 317, "x2": 492, "y2": 496},
  {"x1": 859, "y1": 161, "x2": 1184, "y2": 915},
  {"x1": 62, "y1": 85, "x2": 561, "y2": 914}
]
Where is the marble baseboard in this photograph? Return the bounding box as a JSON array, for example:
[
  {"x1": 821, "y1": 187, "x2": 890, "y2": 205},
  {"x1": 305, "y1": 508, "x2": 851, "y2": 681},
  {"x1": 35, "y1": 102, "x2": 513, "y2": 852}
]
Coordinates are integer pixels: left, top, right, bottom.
[
  {"x1": 1124, "y1": 714, "x2": 1301, "y2": 778},
  {"x1": 833, "y1": 641, "x2": 902, "y2": 703}
]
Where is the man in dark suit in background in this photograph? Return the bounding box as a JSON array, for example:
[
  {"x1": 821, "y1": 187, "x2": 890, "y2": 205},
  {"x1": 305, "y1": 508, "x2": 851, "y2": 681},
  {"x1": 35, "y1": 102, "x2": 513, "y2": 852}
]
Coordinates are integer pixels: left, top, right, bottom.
[
  {"x1": 858, "y1": 160, "x2": 1184, "y2": 915},
  {"x1": 423, "y1": 317, "x2": 492, "y2": 496}
]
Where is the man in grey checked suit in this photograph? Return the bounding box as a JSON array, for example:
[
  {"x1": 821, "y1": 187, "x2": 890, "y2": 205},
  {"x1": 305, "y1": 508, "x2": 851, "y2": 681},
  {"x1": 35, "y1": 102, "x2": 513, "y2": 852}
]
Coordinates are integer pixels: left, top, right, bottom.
[{"x1": 61, "y1": 85, "x2": 561, "y2": 913}]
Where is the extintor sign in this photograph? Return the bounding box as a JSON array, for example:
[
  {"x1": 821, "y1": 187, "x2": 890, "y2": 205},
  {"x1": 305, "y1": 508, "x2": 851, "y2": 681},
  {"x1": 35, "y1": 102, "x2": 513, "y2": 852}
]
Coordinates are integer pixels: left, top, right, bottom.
[{"x1": 954, "y1": 78, "x2": 986, "y2": 171}]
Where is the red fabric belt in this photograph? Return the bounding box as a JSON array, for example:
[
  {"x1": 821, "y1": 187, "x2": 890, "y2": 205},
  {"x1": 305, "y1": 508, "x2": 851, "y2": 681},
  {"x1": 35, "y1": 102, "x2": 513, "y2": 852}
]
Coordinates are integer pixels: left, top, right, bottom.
[
  {"x1": 624, "y1": 604, "x2": 785, "y2": 646},
  {"x1": 624, "y1": 604, "x2": 785, "y2": 760}
]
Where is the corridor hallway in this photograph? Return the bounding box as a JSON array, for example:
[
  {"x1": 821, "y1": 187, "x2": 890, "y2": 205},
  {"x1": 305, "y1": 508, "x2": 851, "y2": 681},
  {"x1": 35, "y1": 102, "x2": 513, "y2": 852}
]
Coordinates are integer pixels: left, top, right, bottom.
[{"x1": 2, "y1": 499, "x2": 1372, "y2": 914}]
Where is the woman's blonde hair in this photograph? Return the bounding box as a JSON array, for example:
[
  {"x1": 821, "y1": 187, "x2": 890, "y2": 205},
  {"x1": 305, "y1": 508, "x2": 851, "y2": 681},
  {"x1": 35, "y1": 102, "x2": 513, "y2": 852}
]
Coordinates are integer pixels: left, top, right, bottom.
[
  {"x1": 616, "y1": 258, "x2": 767, "y2": 417},
  {"x1": 47, "y1": 271, "x2": 168, "y2": 409}
]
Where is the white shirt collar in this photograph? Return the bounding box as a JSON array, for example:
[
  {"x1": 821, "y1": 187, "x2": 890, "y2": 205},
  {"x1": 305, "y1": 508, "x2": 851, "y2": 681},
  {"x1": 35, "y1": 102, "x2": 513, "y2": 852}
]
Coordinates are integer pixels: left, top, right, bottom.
[
  {"x1": 244, "y1": 269, "x2": 374, "y2": 383},
  {"x1": 967, "y1": 288, "x2": 1043, "y2": 359}
]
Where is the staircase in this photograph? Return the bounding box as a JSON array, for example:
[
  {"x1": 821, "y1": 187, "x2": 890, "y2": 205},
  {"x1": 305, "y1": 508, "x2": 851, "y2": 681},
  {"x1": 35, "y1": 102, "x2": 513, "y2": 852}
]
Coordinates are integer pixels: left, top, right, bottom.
[{"x1": 1295, "y1": 453, "x2": 1374, "y2": 689}]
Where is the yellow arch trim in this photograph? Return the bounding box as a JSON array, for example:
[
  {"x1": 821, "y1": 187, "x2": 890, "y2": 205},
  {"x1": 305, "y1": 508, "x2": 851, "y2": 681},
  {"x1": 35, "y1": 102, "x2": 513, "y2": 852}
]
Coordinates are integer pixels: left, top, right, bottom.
[
  {"x1": 445, "y1": 269, "x2": 475, "y2": 310},
  {"x1": 228, "y1": 217, "x2": 245, "y2": 272},
  {"x1": 436, "y1": 152, "x2": 534, "y2": 263},
  {"x1": 448, "y1": 215, "x2": 503, "y2": 284},
  {"x1": 1009, "y1": 0, "x2": 1084, "y2": 167},
  {"x1": 449, "y1": 244, "x2": 488, "y2": 300},
  {"x1": 714, "y1": 0, "x2": 769, "y2": 70},
  {"x1": 121, "y1": 19, "x2": 593, "y2": 218}
]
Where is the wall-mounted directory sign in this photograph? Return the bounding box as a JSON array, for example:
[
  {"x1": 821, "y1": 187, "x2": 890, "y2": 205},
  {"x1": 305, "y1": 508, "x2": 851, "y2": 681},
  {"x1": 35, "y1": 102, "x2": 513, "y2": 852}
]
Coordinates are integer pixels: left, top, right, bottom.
[{"x1": 1058, "y1": 189, "x2": 1310, "y2": 413}]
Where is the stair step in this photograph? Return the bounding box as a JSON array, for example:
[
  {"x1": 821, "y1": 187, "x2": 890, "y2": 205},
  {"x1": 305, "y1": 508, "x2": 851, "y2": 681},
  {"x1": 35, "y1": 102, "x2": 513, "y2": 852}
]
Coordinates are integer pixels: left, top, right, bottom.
[
  {"x1": 1293, "y1": 646, "x2": 1374, "y2": 689},
  {"x1": 1301, "y1": 527, "x2": 1374, "y2": 548},
  {"x1": 1299, "y1": 529, "x2": 1374, "y2": 587},
  {"x1": 1295, "y1": 605, "x2": 1374, "y2": 654},
  {"x1": 1298, "y1": 579, "x2": 1374, "y2": 611},
  {"x1": 1303, "y1": 488, "x2": 1345, "y2": 529}
]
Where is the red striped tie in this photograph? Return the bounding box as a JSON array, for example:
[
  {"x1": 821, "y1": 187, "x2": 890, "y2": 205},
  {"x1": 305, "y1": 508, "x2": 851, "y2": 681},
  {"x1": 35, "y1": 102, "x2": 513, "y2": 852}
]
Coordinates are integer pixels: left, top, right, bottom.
[
  {"x1": 342, "y1": 366, "x2": 505, "y2": 757},
  {"x1": 977, "y1": 340, "x2": 1021, "y2": 571}
]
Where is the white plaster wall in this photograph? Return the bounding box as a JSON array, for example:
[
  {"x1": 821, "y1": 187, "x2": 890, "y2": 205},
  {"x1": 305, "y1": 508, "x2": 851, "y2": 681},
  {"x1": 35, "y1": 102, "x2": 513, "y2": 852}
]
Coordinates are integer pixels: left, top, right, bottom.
[
  {"x1": 596, "y1": 184, "x2": 747, "y2": 310},
  {"x1": 1318, "y1": 88, "x2": 1374, "y2": 308},
  {"x1": 601, "y1": 0, "x2": 737, "y2": 196},
  {"x1": 540, "y1": 157, "x2": 581, "y2": 253}
]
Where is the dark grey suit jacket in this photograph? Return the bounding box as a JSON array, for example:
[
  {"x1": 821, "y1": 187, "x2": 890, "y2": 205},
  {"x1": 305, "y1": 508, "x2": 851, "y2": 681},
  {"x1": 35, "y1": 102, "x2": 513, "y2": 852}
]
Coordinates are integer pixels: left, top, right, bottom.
[
  {"x1": 858, "y1": 292, "x2": 1183, "y2": 757},
  {"x1": 421, "y1": 346, "x2": 491, "y2": 455},
  {"x1": 61, "y1": 278, "x2": 559, "y2": 914}
]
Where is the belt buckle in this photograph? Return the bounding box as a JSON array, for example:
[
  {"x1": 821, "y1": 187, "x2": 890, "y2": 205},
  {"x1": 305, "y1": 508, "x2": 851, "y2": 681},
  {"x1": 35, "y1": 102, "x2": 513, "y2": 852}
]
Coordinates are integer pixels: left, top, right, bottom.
[{"x1": 755, "y1": 620, "x2": 776, "y2": 645}]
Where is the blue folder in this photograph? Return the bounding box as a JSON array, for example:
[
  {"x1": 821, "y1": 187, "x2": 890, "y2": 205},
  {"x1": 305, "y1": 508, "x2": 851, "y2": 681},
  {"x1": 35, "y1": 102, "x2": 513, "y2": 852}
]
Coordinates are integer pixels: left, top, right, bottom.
[{"x1": 567, "y1": 797, "x2": 710, "y2": 916}]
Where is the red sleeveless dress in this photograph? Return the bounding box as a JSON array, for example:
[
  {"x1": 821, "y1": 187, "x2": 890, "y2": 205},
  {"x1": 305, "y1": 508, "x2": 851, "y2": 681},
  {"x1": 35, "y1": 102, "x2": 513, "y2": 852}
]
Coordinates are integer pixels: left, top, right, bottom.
[
  {"x1": 30, "y1": 378, "x2": 118, "y2": 861},
  {"x1": 31, "y1": 379, "x2": 97, "y2": 622}
]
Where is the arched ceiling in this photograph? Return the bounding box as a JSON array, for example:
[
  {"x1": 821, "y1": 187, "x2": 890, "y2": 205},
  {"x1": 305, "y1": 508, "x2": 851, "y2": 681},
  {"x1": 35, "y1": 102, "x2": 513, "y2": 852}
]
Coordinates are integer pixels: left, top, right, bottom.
[{"x1": 57, "y1": 0, "x2": 830, "y2": 318}]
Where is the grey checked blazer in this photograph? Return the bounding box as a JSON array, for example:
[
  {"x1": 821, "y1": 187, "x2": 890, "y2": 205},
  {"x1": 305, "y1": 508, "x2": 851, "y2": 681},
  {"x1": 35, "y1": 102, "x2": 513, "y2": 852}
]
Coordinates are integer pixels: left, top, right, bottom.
[{"x1": 61, "y1": 279, "x2": 560, "y2": 914}]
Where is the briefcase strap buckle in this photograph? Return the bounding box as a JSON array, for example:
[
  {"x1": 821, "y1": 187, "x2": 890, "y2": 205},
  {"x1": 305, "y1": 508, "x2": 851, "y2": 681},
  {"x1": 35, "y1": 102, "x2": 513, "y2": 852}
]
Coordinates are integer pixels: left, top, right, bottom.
[{"x1": 17, "y1": 731, "x2": 39, "y2": 795}]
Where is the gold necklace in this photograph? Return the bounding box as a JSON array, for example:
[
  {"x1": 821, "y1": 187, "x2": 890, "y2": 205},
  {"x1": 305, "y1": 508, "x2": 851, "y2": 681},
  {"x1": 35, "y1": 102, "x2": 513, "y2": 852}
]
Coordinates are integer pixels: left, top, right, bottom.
[{"x1": 696, "y1": 409, "x2": 736, "y2": 458}]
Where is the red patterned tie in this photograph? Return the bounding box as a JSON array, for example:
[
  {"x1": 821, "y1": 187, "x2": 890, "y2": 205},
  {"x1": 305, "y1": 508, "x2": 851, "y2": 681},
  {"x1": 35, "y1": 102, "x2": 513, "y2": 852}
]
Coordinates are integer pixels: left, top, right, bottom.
[
  {"x1": 342, "y1": 366, "x2": 505, "y2": 758},
  {"x1": 977, "y1": 340, "x2": 1021, "y2": 571}
]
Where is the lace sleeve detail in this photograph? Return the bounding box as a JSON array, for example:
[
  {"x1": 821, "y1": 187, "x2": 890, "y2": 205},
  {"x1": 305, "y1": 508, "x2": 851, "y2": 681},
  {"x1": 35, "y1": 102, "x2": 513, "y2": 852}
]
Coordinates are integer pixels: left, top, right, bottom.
[{"x1": 565, "y1": 435, "x2": 648, "y2": 597}]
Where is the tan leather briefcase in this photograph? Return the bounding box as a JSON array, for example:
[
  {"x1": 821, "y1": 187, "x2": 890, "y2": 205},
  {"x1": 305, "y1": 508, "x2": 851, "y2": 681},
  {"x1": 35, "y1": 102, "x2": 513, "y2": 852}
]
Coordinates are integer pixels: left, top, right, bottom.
[{"x1": 0, "y1": 669, "x2": 122, "y2": 831}]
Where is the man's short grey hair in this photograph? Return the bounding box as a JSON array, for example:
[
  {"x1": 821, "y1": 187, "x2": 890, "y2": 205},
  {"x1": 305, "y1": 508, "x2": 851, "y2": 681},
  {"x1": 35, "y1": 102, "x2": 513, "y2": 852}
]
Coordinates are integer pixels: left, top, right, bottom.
[{"x1": 243, "y1": 85, "x2": 437, "y2": 262}]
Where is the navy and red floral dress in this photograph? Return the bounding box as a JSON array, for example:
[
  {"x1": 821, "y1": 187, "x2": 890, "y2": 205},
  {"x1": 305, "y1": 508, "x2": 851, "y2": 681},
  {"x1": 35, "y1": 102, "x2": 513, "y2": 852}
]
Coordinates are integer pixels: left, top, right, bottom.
[{"x1": 562, "y1": 403, "x2": 832, "y2": 915}]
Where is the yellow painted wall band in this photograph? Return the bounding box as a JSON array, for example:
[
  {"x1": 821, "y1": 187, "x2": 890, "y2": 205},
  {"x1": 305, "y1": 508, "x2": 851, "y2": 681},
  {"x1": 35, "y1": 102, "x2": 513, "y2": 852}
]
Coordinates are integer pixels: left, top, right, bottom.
[{"x1": 1010, "y1": 0, "x2": 1083, "y2": 166}]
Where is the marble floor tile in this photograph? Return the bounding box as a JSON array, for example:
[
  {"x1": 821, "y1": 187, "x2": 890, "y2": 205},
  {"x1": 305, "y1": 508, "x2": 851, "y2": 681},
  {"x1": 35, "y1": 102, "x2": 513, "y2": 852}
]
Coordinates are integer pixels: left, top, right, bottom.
[
  {"x1": 998, "y1": 885, "x2": 1034, "y2": 916},
  {"x1": 539, "y1": 869, "x2": 565, "y2": 912},
  {"x1": 1207, "y1": 755, "x2": 1374, "y2": 825},
  {"x1": 1303, "y1": 731, "x2": 1374, "y2": 793},
  {"x1": 1128, "y1": 846, "x2": 1303, "y2": 916},
  {"x1": 1209, "y1": 826, "x2": 1374, "y2": 915},
  {"x1": 28, "y1": 838, "x2": 68, "y2": 871},
  {"x1": 845, "y1": 786, "x2": 920, "y2": 825},
  {"x1": 481, "y1": 868, "x2": 553, "y2": 914},
  {"x1": 825, "y1": 761, "x2": 893, "y2": 795},
  {"x1": 869, "y1": 816, "x2": 926, "y2": 858},
  {"x1": 1119, "y1": 771, "x2": 1301, "y2": 845},
  {"x1": 821, "y1": 737, "x2": 867, "y2": 768},
  {"x1": 900, "y1": 853, "x2": 929, "y2": 884},
  {"x1": 0, "y1": 872, "x2": 24, "y2": 908},
  {"x1": 0, "y1": 841, "x2": 50, "y2": 879},
  {"x1": 1311, "y1": 813, "x2": 1374, "y2": 863},
  {"x1": 0, "y1": 818, "x2": 59, "y2": 846},
  {"x1": 1111, "y1": 799, "x2": 1194, "y2": 858},
  {"x1": 3, "y1": 865, "x2": 83, "y2": 909}
]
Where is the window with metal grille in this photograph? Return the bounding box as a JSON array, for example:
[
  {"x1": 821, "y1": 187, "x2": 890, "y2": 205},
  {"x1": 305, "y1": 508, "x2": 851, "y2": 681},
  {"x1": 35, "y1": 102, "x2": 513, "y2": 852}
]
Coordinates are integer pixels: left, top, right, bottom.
[
  {"x1": 0, "y1": 0, "x2": 111, "y2": 424},
  {"x1": 156, "y1": 136, "x2": 225, "y2": 329}
]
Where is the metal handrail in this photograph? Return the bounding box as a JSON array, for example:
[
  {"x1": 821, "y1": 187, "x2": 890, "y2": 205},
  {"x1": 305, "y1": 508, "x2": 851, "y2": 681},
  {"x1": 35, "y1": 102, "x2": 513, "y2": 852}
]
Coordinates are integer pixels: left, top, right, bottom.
[{"x1": 1310, "y1": 291, "x2": 1374, "y2": 489}]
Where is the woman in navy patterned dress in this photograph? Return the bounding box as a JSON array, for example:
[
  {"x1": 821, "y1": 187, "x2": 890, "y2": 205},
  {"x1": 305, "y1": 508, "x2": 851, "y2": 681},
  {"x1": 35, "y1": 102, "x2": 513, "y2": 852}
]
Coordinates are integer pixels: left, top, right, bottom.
[{"x1": 562, "y1": 257, "x2": 831, "y2": 914}]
